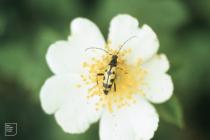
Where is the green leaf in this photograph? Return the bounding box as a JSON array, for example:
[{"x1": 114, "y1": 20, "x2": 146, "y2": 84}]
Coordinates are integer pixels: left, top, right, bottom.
[
  {"x1": 0, "y1": 13, "x2": 7, "y2": 35},
  {"x1": 95, "y1": 0, "x2": 189, "y2": 34},
  {"x1": 0, "y1": 43, "x2": 29, "y2": 78},
  {"x1": 27, "y1": 0, "x2": 80, "y2": 20},
  {"x1": 0, "y1": 41, "x2": 51, "y2": 101},
  {"x1": 189, "y1": 0, "x2": 210, "y2": 24},
  {"x1": 155, "y1": 95, "x2": 184, "y2": 128},
  {"x1": 34, "y1": 27, "x2": 62, "y2": 59}
]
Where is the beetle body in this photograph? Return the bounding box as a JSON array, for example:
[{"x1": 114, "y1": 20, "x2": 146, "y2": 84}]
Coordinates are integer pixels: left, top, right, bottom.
[
  {"x1": 102, "y1": 55, "x2": 118, "y2": 95},
  {"x1": 86, "y1": 36, "x2": 137, "y2": 95}
]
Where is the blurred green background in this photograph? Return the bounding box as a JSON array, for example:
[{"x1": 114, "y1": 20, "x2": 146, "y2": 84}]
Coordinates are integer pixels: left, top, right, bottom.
[{"x1": 0, "y1": 0, "x2": 210, "y2": 140}]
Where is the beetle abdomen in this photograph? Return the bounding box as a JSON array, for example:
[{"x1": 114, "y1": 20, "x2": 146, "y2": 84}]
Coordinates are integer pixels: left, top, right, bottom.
[{"x1": 102, "y1": 65, "x2": 116, "y2": 95}]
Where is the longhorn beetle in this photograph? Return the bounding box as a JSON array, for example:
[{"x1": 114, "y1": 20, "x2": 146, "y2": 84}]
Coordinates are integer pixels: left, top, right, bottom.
[{"x1": 86, "y1": 36, "x2": 136, "y2": 95}]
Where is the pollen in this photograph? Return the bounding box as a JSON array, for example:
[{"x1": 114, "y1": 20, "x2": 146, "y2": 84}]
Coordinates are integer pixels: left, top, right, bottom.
[{"x1": 82, "y1": 46, "x2": 147, "y2": 112}]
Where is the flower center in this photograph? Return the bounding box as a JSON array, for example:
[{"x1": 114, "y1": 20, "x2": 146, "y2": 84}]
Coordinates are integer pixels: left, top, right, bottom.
[{"x1": 81, "y1": 45, "x2": 147, "y2": 112}]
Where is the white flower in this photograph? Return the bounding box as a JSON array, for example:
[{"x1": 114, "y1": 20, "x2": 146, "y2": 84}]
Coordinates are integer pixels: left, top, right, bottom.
[{"x1": 40, "y1": 14, "x2": 173, "y2": 140}]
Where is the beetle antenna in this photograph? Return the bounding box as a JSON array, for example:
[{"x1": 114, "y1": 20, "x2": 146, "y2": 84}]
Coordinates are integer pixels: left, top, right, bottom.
[
  {"x1": 85, "y1": 47, "x2": 113, "y2": 55},
  {"x1": 116, "y1": 36, "x2": 137, "y2": 55}
]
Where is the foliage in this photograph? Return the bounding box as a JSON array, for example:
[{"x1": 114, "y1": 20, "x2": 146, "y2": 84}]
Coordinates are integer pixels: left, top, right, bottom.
[{"x1": 0, "y1": 0, "x2": 210, "y2": 140}]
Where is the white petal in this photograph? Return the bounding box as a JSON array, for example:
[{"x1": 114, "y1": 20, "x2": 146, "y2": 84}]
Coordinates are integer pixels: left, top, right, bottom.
[
  {"x1": 99, "y1": 98, "x2": 159, "y2": 140},
  {"x1": 129, "y1": 97, "x2": 159, "y2": 140},
  {"x1": 70, "y1": 18, "x2": 105, "y2": 47},
  {"x1": 108, "y1": 14, "x2": 159, "y2": 62},
  {"x1": 46, "y1": 18, "x2": 105, "y2": 74},
  {"x1": 55, "y1": 95, "x2": 101, "y2": 134},
  {"x1": 40, "y1": 74, "x2": 102, "y2": 133},
  {"x1": 40, "y1": 74, "x2": 72, "y2": 114},
  {"x1": 108, "y1": 14, "x2": 139, "y2": 48},
  {"x1": 46, "y1": 41, "x2": 75, "y2": 74},
  {"x1": 100, "y1": 109, "x2": 136, "y2": 140},
  {"x1": 142, "y1": 73, "x2": 174, "y2": 104},
  {"x1": 142, "y1": 54, "x2": 170, "y2": 75}
]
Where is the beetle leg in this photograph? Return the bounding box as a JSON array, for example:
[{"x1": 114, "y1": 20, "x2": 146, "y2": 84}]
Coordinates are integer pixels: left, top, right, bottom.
[
  {"x1": 97, "y1": 73, "x2": 104, "y2": 84},
  {"x1": 114, "y1": 82, "x2": 116, "y2": 92}
]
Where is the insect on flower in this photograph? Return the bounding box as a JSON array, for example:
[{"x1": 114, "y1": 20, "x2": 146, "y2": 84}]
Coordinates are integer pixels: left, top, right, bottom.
[
  {"x1": 40, "y1": 14, "x2": 174, "y2": 140},
  {"x1": 86, "y1": 36, "x2": 136, "y2": 95}
]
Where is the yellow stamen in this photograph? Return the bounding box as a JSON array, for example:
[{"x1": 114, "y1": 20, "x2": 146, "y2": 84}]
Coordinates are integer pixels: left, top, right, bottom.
[{"x1": 82, "y1": 45, "x2": 147, "y2": 112}]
